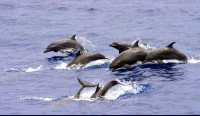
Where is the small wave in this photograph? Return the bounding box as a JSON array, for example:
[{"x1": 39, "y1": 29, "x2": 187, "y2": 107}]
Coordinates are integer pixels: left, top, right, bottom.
[
  {"x1": 20, "y1": 96, "x2": 58, "y2": 101},
  {"x1": 3, "y1": 67, "x2": 22, "y2": 72},
  {"x1": 3, "y1": 65, "x2": 44, "y2": 73}
]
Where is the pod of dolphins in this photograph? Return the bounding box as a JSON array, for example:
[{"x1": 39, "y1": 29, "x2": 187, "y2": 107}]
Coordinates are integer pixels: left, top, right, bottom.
[{"x1": 44, "y1": 35, "x2": 188, "y2": 99}]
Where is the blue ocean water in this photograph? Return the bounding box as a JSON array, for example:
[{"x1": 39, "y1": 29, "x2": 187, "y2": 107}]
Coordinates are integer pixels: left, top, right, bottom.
[{"x1": 1, "y1": 0, "x2": 200, "y2": 115}]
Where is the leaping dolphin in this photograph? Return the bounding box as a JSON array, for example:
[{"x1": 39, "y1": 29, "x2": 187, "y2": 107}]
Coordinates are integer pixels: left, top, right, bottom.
[
  {"x1": 109, "y1": 40, "x2": 148, "y2": 71},
  {"x1": 66, "y1": 50, "x2": 110, "y2": 67},
  {"x1": 44, "y1": 35, "x2": 89, "y2": 53},
  {"x1": 109, "y1": 41, "x2": 133, "y2": 54},
  {"x1": 142, "y1": 42, "x2": 188, "y2": 64},
  {"x1": 109, "y1": 41, "x2": 148, "y2": 54},
  {"x1": 74, "y1": 77, "x2": 126, "y2": 99}
]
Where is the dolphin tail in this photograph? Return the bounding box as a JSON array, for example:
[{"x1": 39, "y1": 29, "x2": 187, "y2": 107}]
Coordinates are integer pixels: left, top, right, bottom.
[
  {"x1": 77, "y1": 76, "x2": 98, "y2": 87},
  {"x1": 74, "y1": 86, "x2": 85, "y2": 99},
  {"x1": 74, "y1": 77, "x2": 98, "y2": 99},
  {"x1": 90, "y1": 84, "x2": 100, "y2": 98}
]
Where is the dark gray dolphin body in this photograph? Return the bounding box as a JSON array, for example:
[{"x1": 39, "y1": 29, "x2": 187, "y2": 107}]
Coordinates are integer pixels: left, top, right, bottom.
[
  {"x1": 74, "y1": 77, "x2": 126, "y2": 99},
  {"x1": 66, "y1": 50, "x2": 109, "y2": 67},
  {"x1": 44, "y1": 35, "x2": 89, "y2": 53},
  {"x1": 142, "y1": 42, "x2": 188, "y2": 64},
  {"x1": 109, "y1": 40, "x2": 148, "y2": 71},
  {"x1": 109, "y1": 41, "x2": 133, "y2": 54}
]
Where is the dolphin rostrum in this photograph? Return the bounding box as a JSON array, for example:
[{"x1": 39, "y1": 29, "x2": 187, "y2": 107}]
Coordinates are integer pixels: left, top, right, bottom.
[
  {"x1": 74, "y1": 76, "x2": 127, "y2": 99},
  {"x1": 66, "y1": 50, "x2": 110, "y2": 67},
  {"x1": 142, "y1": 42, "x2": 188, "y2": 64},
  {"x1": 44, "y1": 35, "x2": 89, "y2": 53},
  {"x1": 109, "y1": 40, "x2": 148, "y2": 71}
]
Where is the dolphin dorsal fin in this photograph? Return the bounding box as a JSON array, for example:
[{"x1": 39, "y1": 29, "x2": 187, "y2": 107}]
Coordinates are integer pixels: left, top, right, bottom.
[
  {"x1": 132, "y1": 40, "x2": 139, "y2": 48},
  {"x1": 75, "y1": 50, "x2": 82, "y2": 57},
  {"x1": 90, "y1": 83, "x2": 100, "y2": 98},
  {"x1": 70, "y1": 35, "x2": 76, "y2": 40},
  {"x1": 167, "y1": 42, "x2": 176, "y2": 48}
]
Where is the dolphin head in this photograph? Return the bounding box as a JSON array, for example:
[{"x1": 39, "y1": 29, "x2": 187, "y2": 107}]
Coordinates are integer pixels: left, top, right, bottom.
[{"x1": 44, "y1": 49, "x2": 52, "y2": 53}]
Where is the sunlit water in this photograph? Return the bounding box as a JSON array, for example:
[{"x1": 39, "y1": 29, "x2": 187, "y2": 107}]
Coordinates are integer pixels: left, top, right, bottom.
[{"x1": 1, "y1": 0, "x2": 200, "y2": 115}]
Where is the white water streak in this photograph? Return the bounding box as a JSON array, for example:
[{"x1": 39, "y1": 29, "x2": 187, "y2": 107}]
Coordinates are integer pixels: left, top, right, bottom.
[{"x1": 76, "y1": 35, "x2": 96, "y2": 52}]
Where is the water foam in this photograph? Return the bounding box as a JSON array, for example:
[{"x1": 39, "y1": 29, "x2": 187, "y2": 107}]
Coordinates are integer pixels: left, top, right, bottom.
[
  {"x1": 82, "y1": 59, "x2": 111, "y2": 69},
  {"x1": 24, "y1": 65, "x2": 43, "y2": 72},
  {"x1": 54, "y1": 62, "x2": 68, "y2": 69}
]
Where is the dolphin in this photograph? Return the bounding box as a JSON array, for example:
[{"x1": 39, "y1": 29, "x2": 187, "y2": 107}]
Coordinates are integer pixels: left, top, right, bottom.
[
  {"x1": 74, "y1": 76, "x2": 126, "y2": 99},
  {"x1": 142, "y1": 42, "x2": 188, "y2": 64},
  {"x1": 66, "y1": 50, "x2": 110, "y2": 67},
  {"x1": 109, "y1": 41, "x2": 133, "y2": 54},
  {"x1": 109, "y1": 40, "x2": 148, "y2": 71},
  {"x1": 109, "y1": 41, "x2": 149, "y2": 54},
  {"x1": 44, "y1": 35, "x2": 89, "y2": 53}
]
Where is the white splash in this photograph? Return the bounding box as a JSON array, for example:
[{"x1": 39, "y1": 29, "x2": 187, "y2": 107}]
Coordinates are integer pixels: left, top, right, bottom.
[
  {"x1": 66, "y1": 63, "x2": 84, "y2": 70},
  {"x1": 104, "y1": 82, "x2": 144, "y2": 100},
  {"x1": 24, "y1": 65, "x2": 43, "y2": 72},
  {"x1": 82, "y1": 59, "x2": 111, "y2": 69},
  {"x1": 76, "y1": 35, "x2": 96, "y2": 52},
  {"x1": 54, "y1": 62, "x2": 68, "y2": 69},
  {"x1": 188, "y1": 57, "x2": 200, "y2": 63}
]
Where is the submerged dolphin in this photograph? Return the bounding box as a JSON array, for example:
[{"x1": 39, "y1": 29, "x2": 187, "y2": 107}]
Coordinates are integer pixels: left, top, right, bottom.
[
  {"x1": 66, "y1": 50, "x2": 109, "y2": 67},
  {"x1": 109, "y1": 40, "x2": 148, "y2": 71},
  {"x1": 44, "y1": 35, "x2": 89, "y2": 53},
  {"x1": 142, "y1": 42, "x2": 188, "y2": 64},
  {"x1": 74, "y1": 76, "x2": 126, "y2": 99}
]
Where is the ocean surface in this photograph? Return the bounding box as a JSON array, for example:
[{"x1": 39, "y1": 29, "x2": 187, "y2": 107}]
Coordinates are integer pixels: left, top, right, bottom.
[{"x1": 1, "y1": 0, "x2": 200, "y2": 115}]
